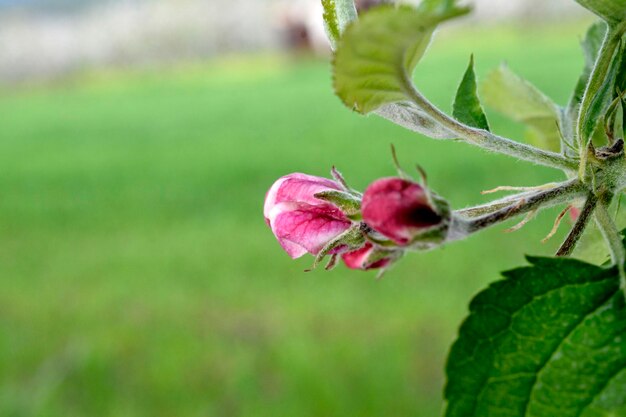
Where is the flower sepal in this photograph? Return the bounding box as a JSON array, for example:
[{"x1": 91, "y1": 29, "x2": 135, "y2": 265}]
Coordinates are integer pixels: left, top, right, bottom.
[
  {"x1": 313, "y1": 190, "x2": 362, "y2": 219},
  {"x1": 406, "y1": 192, "x2": 452, "y2": 249},
  {"x1": 311, "y1": 223, "x2": 366, "y2": 270}
]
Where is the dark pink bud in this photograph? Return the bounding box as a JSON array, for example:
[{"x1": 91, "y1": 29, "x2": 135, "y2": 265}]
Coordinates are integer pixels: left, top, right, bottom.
[
  {"x1": 361, "y1": 177, "x2": 443, "y2": 246},
  {"x1": 341, "y1": 243, "x2": 391, "y2": 270},
  {"x1": 264, "y1": 173, "x2": 352, "y2": 258}
]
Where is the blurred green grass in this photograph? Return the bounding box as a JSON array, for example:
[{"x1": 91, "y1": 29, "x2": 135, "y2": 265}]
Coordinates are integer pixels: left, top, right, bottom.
[{"x1": 0, "y1": 22, "x2": 593, "y2": 417}]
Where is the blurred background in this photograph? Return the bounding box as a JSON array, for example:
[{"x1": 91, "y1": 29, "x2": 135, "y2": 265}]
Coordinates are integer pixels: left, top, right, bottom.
[{"x1": 0, "y1": 1, "x2": 597, "y2": 416}]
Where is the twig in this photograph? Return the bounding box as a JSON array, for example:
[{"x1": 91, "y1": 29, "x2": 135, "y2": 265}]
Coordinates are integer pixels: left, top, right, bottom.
[{"x1": 556, "y1": 193, "x2": 598, "y2": 257}]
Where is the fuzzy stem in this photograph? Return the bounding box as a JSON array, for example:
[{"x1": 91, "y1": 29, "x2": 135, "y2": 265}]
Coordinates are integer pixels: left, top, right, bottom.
[
  {"x1": 400, "y1": 73, "x2": 578, "y2": 172},
  {"x1": 594, "y1": 199, "x2": 626, "y2": 296},
  {"x1": 555, "y1": 193, "x2": 598, "y2": 257},
  {"x1": 577, "y1": 25, "x2": 626, "y2": 177},
  {"x1": 463, "y1": 179, "x2": 585, "y2": 234},
  {"x1": 458, "y1": 186, "x2": 559, "y2": 218}
]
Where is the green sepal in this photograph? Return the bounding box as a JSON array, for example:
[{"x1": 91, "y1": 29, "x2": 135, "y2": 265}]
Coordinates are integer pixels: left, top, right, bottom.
[
  {"x1": 364, "y1": 247, "x2": 400, "y2": 268},
  {"x1": 314, "y1": 190, "x2": 361, "y2": 217},
  {"x1": 453, "y1": 55, "x2": 490, "y2": 131},
  {"x1": 407, "y1": 193, "x2": 451, "y2": 249},
  {"x1": 312, "y1": 224, "x2": 365, "y2": 269},
  {"x1": 604, "y1": 90, "x2": 626, "y2": 141}
]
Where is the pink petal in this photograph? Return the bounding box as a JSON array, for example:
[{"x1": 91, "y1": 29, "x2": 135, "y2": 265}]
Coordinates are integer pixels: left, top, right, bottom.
[
  {"x1": 342, "y1": 243, "x2": 390, "y2": 270},
  {"x1": 272, "y1": 203, "x2": 351, "y2": 258},
  {"x1": 264, "y1": 173, "x2": 342, "y2": 222},
  {"x1": 277, "y1": 238, "x2": 308, "y2": 259},
  {"x1": 342, "y1": 244, "x2": 373, "y2": 269},
  {"x1": 362, "y1": 177, "x2": 441, "y2": 245}
]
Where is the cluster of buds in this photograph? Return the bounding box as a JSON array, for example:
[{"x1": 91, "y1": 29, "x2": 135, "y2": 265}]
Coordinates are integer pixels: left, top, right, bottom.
[{"x1": 263, "y1": 165, "x2": 452, "y2": 275}]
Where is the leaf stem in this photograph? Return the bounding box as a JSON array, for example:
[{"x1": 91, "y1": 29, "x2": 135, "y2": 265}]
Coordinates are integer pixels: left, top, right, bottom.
[
  {"x1": 594, "y1": 199, "x2": 626, "y2": 295},
  {"x1": 458, "y1": 190, "x2": 552, "y2": 218},
  {"x1": 400, "y1": 72, "x2": 578, "y2": 172},
  {"x1": 555, "y1": 193, "x2": 598, "y2": 257},
  {"x1": 463, "y1": 179, "x2": 585, "y2": 234}
]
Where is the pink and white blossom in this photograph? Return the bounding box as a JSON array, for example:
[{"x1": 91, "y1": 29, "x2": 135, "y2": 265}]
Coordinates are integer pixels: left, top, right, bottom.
[{"x1": 264, "y1": 173, "x2": 353, "y2": 258}]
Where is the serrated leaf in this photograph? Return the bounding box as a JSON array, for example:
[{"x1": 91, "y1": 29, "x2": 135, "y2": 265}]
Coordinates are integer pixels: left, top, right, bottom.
[
  {"x1": 453, "y1": 55, "x2": 490, "y2": 131},
  {"x1": 445, "y1": 255, "x2": 626, "y2": 417},
  {"x1": 333, "y1": 5, "x2": 469, "y2": 114},
  {"x1": 575, "y1": 0, "x2": 626, "y2": 24},
  {"x1": 481, "y1": 65, "x2": 562, "y2": 152}
]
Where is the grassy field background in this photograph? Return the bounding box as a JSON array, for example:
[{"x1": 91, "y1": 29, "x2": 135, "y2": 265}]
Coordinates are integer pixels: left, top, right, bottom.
[{"x1": 0, "y1": 22, "x2": 595, "y2": 417}]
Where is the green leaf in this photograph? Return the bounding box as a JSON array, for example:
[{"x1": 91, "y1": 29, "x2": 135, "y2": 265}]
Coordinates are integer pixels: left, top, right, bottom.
[
  {"x1": 445, "y1": 255, "x2": 626, "y2": 417},
  {"x1": 453, "y1": 55, "x2": 490, "y2": 131},
  {"x1": 334, "y1": 0, "x2": 358, "y2": 31},
  {"x1": 321, "y1": 0, "x2": 358, "y2": 50},
  {"x1": 580, "y1": 45, "x2": 622, "y2": 143},
  {"x1": 565, "y1": 21, "x2": 607, "y2": 130},
  {"x1": 333, "y1": 5, "x2": 469, "y2": 114},
  {"x1": 417, "y1": 0, "x2": 459, "y2": 13},
  {"x1": 575, "y1": 0, "x2": 626, "y2": 24},
  {"x1": 480, "y1": 65, "x2": 562, "y2": 152},
  {"x1": 321, "y1": 0, "x2": 341, "y2": 49}
]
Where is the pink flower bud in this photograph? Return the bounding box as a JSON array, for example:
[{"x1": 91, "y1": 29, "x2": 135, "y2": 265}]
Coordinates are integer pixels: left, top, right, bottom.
[
  {"x1": 361, "y1": 177, "x2": 444, "y2": 246},
  {"x1": 264, "y1": 173, "x2": 353, "y2": 258},
  {"x1": 341, "y1": 243, "x2": 392, "y2": 270},
  {"x1": 569, "y1": 205, "x2": 581, "y2": 221}
]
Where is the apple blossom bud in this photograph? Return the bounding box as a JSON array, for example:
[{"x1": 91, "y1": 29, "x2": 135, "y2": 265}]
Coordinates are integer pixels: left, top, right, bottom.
[
  {"x1": 264, "y1": 173, "x2": 354, "y2": 258},
  {"x1": 341, "y1": 242, "x2": 397, "y2": 270},
  {"x1": 361, "y1": 177, "x2": 448, "y2": 246}
]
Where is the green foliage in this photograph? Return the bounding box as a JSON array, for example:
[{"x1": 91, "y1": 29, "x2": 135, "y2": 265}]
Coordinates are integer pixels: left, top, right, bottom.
[
  {"x1": 333, "y1": 5, "x2": 468, "y2": 114},
  {"x1": 321, "y1": 0, "x2": 341, "y2": 49},
  {"x1": 0, "y1": 24, "x2": 614, "y2": 417},
  {"x1": 453, "y1": 55, "x2": 490, "y2": 131},
  {"x1": 565, "y1": 21, "x2": 607, "y2": 143},
  {"x1": 480, "y1": 65, "x2": 562, "y2": 152},
  {"x1": 321, "y1": 0, "x2": 358, "y2": 49},
  {"x1": 574, "y1": 0, "x2": 626, "y2": 24},
  {"x1": 445, "y1": 255, "x2": 626, "y2": 417},
  {"x1": 579, "y1": 41, "x2": 623, "y2": 144},
  {"x1": 416, "y1": 0, "x2": 459, "y2": 13},
  {"x1": 333, "y1": 0, "x2": 358, "y2": 31}
]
